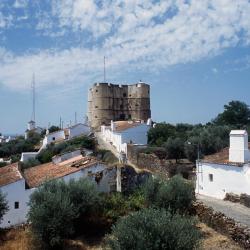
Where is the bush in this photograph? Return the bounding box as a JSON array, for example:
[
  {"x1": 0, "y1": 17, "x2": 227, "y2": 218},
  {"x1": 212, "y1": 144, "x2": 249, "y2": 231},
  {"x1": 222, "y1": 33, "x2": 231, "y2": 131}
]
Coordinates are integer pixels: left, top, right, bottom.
[
  {"x1": 106, "y1": 208, "x2": 201, "y2": 250},
  {"x1": 0, "y1": 191, "x2": 9, "y2": 223},
  {"x1": 144, "y1": 175, "x2": 195, "y2": 214},
  {"x1": 0, "y1": 162, "x2": 7, "y2": 167},
  {"x1": 21, "y1": 158, "x2": 41, "y2": 170},
  {"x1": 101, "y1": 190, "x2": 145, "y2": 222},
  {"x1": 164, "y1": 137, "x2": 185, "y2": 162},
  {"x1": 28, "y1": 178, "x2": 100, "y2": 248}
]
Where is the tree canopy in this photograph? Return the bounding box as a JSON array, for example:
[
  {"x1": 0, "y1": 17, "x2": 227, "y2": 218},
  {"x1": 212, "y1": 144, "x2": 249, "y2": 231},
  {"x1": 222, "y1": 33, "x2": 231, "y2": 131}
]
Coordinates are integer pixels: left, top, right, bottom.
[
  {"x1": 213, "y1": 100, "x2": 250, "y2": 127},
  {"x1": 106, "y1": 208, "x2": 200, "y2": 250}
]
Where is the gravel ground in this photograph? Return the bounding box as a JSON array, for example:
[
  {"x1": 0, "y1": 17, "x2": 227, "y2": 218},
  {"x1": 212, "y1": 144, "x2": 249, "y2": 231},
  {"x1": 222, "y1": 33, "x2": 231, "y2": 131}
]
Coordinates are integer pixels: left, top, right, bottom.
[{"x1": 197, "y1": 194, "x2": 250, "y2": 228}]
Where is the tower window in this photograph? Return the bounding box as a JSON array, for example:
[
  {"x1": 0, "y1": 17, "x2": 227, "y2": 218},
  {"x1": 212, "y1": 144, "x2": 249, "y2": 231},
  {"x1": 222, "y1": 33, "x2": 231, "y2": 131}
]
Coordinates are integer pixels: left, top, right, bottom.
[
  {"x1": 96, "y1": 89, "x2": 98, "y2": 92},
  {"x1": 52, "y1": 137, "x2": 55, "y2": 141},
  {"x1": 123, "y1": 93, "x2": 126, "y2": 97},
  {"x1": 14, "y1": 202, "x2": 19, "y2": 209},
  {"x1": 209, "y1": 174, "x2": 213, "y2": 182},
  {"x1": 95, "y1": 106, "x2": 98, "y2": 108}
]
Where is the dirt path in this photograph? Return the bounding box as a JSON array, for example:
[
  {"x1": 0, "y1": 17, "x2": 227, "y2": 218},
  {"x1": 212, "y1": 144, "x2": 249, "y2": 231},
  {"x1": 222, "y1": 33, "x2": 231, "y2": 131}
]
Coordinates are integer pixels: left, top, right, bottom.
[{"x1": 197, "y1": 194, "x2": 250, "y2": 228}]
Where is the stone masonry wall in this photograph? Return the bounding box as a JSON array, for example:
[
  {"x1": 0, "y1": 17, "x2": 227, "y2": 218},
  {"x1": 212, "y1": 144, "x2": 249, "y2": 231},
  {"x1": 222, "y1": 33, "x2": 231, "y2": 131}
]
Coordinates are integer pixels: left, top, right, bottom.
[{"x1": 193, "y1": 201, "x2": 250, "y2": 249}]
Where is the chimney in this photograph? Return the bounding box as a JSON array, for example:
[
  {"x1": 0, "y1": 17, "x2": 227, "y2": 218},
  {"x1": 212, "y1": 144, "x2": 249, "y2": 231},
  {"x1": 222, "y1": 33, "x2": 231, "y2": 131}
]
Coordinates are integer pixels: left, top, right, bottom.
[
  {"x1": 229, "y1": 130, "x2": 250, "y2": 163},
  {"x1": 111, "y1": 120, "x2": 115, "y2": 131}
]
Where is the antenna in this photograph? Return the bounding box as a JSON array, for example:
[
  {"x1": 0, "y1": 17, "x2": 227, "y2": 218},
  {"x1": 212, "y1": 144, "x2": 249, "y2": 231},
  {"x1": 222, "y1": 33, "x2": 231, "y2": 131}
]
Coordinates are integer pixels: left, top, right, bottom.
[
  {"x1": 31, "y1": 73, "x2": 36, "y2": 122},
  {"x1": 75, "y1": 112, "x2": 77, "y2": 125},
  {"x1": 104, "y1": 56, "x2": 106, "y2": 83}
]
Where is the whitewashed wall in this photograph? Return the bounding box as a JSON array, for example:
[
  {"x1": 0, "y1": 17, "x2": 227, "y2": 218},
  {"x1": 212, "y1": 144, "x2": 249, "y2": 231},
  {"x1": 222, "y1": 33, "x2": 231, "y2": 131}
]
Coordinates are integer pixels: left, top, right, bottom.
[
  {"x1": 43, "y1": 130, "x2": 65, "y2": 146},
  {"x1": 20, "y1": 152, "x2": 38, "y2": 162},
  {"x1": 196, "y1": 162, "x2": 250, "y2": 199},
  {"x1": 52, "y1": 150, "x2": 81, "y2": 164},
  {"x1": 0, "y1": 163, "x2": 115, "y2": 228},
  {"x1": 0, "y1": 180, "x2": 35, "y2": 228},
  {"x1": 120, "y1": 124, "x2": 149, "y2": 145},
  {"x1": 68, "y1": 124, "x2": 91, "y2": 139},
  {"x1": 101, "y1": 124, "x2": 149, "y2": 154}
]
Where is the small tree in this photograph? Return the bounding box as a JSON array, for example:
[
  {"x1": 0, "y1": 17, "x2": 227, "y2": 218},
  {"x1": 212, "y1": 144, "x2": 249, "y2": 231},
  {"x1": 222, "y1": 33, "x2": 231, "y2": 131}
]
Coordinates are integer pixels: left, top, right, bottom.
[
  {"x1": 106, "y1": 208, "x2": 200, "y2": 250},
  {"x1": 213, "y1": 100, "x2": 250, "y2": 127},
  {"x1": 0, "y1": 191, "x2": 9, "y2": 223},
  {"x1": 164, "y1": 137, "x2": 185, "y2": 163},
  {"x1": 144, "y1": 175, "x2": 195, "y2": 214},
  {"x1": 28, "y1": 178, "x2": 100, "y2": 248},
  {"x1": 28, "y1": 181, "x2": 77, "y2": 248}
]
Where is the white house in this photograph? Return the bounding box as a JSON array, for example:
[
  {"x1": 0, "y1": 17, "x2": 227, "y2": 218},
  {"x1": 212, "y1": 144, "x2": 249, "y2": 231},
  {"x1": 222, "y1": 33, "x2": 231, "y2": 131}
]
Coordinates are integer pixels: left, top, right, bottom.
[
  {"x1": 0, "y1": 156, "x2": 120, "y2": 228},
  {"x1": 25, "y1": 121, "x2": 44, "y2": 140},
  {"x1": 66, "y1": 123, "x2": 91, "y2": 139},
  {"x1": 0, "y1": 163, "x2": 34, "y2": 228},
  {"x1": 42, "y1": 129, "x2": 65, "y2": 147},
  {"x1": 20, "y1": 152, "x2": 39, "y2": 162},
  {"x1": 196, "y1": 130, "x2": 250, "y2": 199},
  {"x1": 101, "y1": 120, "x2": 151, "y2": 155}
]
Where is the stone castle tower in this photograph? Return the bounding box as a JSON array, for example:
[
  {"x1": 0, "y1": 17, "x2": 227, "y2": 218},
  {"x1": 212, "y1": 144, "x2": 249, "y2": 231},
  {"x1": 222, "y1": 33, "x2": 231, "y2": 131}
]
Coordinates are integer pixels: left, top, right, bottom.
[{"x1": 87, "y1": 82, "x2": 151, "y2": 128}]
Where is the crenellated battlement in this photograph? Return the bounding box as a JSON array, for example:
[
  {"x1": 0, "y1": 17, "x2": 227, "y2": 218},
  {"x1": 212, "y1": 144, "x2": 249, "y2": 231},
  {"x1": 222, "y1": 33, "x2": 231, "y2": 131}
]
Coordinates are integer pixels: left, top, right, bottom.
[{"x1": 87, "y1": 82, "x2": 151, "y2": 128}]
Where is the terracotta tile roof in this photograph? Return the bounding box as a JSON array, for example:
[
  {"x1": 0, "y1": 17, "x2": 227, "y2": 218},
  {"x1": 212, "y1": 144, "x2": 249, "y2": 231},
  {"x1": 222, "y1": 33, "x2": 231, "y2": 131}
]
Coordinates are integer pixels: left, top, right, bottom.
[
  {"x1": 203, "y1": 147, "x2": 229, "y2": 164},
  {"x1": 0, "y1": 163, "x2": 23, "y2": 187},
  {"x1": 114, "y1": 121, "x2": 143, "y2": 132},
  {"x1": 202, "y1": 143, "x2": 250, "y2": 166},
  {"x1": 24, "y1": 156, "x2": 98, "y2": 188}
]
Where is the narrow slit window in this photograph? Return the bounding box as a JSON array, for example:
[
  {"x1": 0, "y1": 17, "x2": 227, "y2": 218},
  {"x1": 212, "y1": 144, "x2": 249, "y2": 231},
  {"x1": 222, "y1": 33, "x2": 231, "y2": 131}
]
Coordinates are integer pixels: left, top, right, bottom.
[
  {"x1": 209, "y1": 174, "x2": 213, "y2": 182},
  {"x1": 14, "y1": 202, "x2": 19, "y2": 209}
]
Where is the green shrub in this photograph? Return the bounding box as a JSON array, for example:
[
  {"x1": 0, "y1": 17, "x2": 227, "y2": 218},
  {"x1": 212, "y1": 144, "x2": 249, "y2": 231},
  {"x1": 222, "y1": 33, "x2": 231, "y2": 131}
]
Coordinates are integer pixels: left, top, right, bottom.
[
  {"x1": 144, "y1": 175, "x2": 195, "y2": 214},
  {"x1": 21, "y1": 158, "x2": 41, "y2": 170},
  {"x1": 0, "y1": 191, "x2": 8, "y2": 223},
  {"x1": 0, "y1": 162, "x2": 7, "y2": 167},
  {"x1": 106, "y1": 208, "x2": 201, "y2": 250},
  {"x1": 28, "y1": 178, "x2": 100, "y2": 248}
]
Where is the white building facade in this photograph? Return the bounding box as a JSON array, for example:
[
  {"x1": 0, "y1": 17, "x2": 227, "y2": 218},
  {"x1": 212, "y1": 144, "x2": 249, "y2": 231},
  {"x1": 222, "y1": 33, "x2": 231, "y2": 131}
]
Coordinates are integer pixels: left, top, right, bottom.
[
  {"x1": 42, "y1": 130, "x2": 65, "y2": 147},
  {"x1": 196, "y1": 130, "x2": 250, "y2": 199},
  {"x1": 101, "y1": 120, "x2": 150, "y2": 155},
  {"x1": 67, "y1": 123, "x2": 91, "y2": 139},
  {"x1": 0, "y1": 158, "x2": 120, "y2": 228}
]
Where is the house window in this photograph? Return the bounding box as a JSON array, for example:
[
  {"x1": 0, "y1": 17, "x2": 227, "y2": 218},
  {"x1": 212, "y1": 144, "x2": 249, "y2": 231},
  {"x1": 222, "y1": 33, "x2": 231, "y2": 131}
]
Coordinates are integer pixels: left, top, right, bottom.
[
  {"x1": 95, "y1": 106, "x2": 98, "y2": 108},
  {"x1": 209, "y1": 174, "x2": 213, "y2": 182},
  {"x1": 52, "y1": 137, "x2": 55, "y2": 141},
  {"x1": 14, "y1": 202, "x2": 19, "y2": 209},
  {"x1": 123, "y1": 93, "x2": 126, "y2": 97}
]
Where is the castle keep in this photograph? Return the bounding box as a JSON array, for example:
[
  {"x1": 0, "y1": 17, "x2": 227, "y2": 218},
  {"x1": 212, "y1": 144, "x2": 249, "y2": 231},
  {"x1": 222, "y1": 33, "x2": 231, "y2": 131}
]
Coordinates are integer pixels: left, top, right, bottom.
[{"x1": 87, "y1": 82, "x2": 151, "y2": 128}]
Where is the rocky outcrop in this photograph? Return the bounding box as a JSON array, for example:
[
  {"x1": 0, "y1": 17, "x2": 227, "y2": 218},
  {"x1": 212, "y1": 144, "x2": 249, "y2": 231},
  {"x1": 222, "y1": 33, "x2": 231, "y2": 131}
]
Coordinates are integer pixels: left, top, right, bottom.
[{"x1": 193, "y1": 201, "x2": 250, "y2": 249}]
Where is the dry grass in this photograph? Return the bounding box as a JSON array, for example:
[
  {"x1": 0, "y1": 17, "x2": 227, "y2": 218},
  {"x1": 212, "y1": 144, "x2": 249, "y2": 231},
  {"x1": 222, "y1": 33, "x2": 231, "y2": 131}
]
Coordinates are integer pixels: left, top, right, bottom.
[
  {"x1": 0, "y1": 227, "x2": 34, "y2": 250},
  {"x1": 199, "y1": 223, "x2": 243, "y2": 250},
  {"x1": 0, "y1": 223, "x2": 244, "y2": 250}
]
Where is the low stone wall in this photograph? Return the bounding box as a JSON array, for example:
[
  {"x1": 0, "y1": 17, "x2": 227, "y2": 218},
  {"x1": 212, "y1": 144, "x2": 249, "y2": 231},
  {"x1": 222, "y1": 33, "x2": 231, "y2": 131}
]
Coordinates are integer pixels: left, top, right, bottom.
[
  {"x1": 224, "y1": 193, "x2": 250, "y2": 208},
  {"x1": 193, "y1": 201, "x2": 250, "y2": 249}
]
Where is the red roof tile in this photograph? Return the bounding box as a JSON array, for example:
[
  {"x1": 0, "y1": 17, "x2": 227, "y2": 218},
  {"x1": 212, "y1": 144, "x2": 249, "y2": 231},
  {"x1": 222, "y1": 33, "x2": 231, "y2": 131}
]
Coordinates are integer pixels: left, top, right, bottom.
[
  {"x1": 0, "y1": 163, "x2": 23, "y2": 187},
  {"x1": 114, "y1": 121, "x2": 143, "y2": 132},
  {"x1": 24, "y1": 156, "x2": 98, "y2": 188}
]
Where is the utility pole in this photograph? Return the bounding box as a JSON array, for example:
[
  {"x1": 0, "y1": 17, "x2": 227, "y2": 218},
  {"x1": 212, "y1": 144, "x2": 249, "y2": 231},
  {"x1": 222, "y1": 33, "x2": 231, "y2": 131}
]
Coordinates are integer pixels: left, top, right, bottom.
[
  {"x1": 59, "y1": 116, "x2": 62, "y2": 129},
  {"x1": 75, "y1": 112, "x2": 77, "y2": 125}
]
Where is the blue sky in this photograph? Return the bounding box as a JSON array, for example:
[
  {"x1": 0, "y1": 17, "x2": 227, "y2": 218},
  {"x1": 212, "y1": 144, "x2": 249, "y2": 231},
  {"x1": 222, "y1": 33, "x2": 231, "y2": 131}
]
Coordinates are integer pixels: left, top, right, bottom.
[{"x1": 0, "y1": 0, "x2": 250, "y2": 134}]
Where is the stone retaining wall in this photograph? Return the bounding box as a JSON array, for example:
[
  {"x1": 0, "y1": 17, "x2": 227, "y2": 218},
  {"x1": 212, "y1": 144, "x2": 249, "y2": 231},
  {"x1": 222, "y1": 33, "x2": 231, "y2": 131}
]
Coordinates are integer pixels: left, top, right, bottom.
[
  {"x1": 193, "y1": 201, "x2": 250, "y2": 249},
  {"x1": 224, "y1": 193, "x2": 250, "y2": 208}
]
